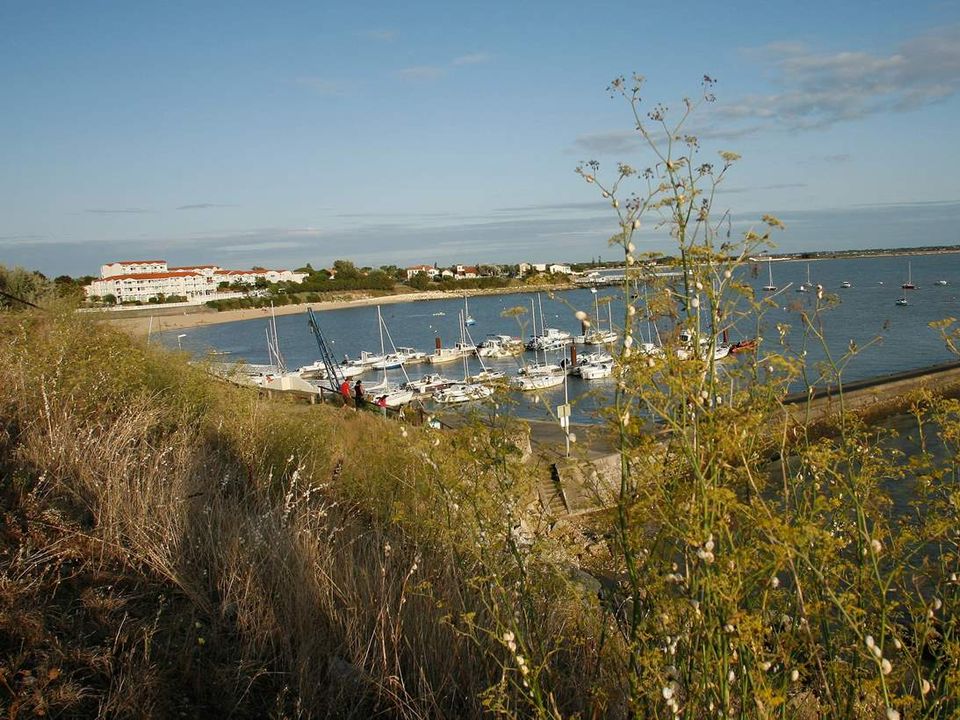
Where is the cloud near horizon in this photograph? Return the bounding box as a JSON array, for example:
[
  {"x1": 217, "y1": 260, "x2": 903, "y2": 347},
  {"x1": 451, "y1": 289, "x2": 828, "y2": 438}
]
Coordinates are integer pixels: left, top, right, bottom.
[
  {"x1": 723, "y1": 24, "x2": 960, "y2": 130},
  {"x1": 175, "y1": 203, "x2": 235, "y2": 211},
  {"x1": 84, "y1": 208, "x2": 152, "y2": 215}
]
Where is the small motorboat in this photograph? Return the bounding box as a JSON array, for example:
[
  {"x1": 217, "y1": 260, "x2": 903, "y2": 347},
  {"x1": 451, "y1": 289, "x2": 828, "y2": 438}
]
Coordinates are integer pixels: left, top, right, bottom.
[
  {"x1": 896, "y1": 297, "x2": 909, "y2": 306},
  {"x1": 840, "y1": 281, "x2": 852, "y2": 289}
]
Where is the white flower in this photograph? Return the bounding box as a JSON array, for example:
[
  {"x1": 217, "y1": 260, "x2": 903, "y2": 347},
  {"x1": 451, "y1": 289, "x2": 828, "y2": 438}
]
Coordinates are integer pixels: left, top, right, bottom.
[
  {"x1": 872, "y1": 645, "x2": 883, "y2": 659},
  {"x1": 871, "y1": 538, "x2": 882, "y2": 554},
  {"x1": 723, "y1": 269, "x2": 732, "y2": 279},
  {"x1": 771, "y1": 575, "x2": 780, "y2": 588},
  {"x1": 624, "y1": 335, "x2": 634, "y2": 348},
  {"x1": 627, "y1": 242, "x2": 636, "y2": 253},
  {"x1": 886, "y1": 708, "x2": 900, "y2": 720},
  {"x1": 865, "y1": 635, "x2": 875, "y2": 650},
  {"x1": 759, "y1": 661, "x2": 771, "y2": 672},
  {"x1": 662, "y1": 686, "x2": 674, "y2": 700},
  {"x1": 691, "y1": 297, "x2": 700, "y2": 309},
  {"x1": 575, "y1": 310, "x2": 588, "y2": 321},
  {"x1": 921, "y1": 679, "x2": 931, "y2": 695},
  {"x1": 627, "y1": 305, "x2": 636, "y2": 316},
  {"x1": 790, "y1": 669, "x2": 799, "y2": 682},
  {"x1": 727, "y1": 670, "x2": 736, "y2": 683},
  {"x1": 621, "y1": 411, "x2": 630, "y2": 426},
  {"x1": 585, "y1": 175, "x2": 595, "y2": 183},
  {"x1": 626, "y1": 255, "x2": 635, "y2": 266},
  {"x1": 695, "y1": 281, "x2": 703, "y2": 291},
  {"x1": 881, "y1": 658, "x2": 892, "y2": 675},
  {"x1": 933, "y1": 597, "x2": 942, "y2": 610},
  {"x1": 633, "y1": 218, "x2": 641, "y2": 229}
]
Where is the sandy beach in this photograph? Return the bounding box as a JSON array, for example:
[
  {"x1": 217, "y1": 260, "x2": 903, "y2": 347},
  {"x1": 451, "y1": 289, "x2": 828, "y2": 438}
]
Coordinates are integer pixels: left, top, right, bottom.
[{"x1": 102, "y1": 285, "x2": 570, "y2": 336}]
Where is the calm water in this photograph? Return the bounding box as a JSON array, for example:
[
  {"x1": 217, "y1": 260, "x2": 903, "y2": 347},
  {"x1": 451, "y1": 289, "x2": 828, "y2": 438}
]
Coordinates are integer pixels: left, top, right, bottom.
[{"x1": 159, "y1": 253, "x2": 960, "y2": 424}]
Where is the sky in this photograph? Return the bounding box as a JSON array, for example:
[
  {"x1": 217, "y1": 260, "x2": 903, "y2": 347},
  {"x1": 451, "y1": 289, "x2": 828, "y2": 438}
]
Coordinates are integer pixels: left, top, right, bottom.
[{"x1": 2, "y1": 0, "x2": 960, "y2": 277}]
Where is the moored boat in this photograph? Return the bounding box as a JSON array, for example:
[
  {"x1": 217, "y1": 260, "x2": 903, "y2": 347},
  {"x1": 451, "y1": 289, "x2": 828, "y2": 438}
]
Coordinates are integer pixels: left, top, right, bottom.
[{"x1": 433, "y1": 382, "x2": 493, "y2": 404}]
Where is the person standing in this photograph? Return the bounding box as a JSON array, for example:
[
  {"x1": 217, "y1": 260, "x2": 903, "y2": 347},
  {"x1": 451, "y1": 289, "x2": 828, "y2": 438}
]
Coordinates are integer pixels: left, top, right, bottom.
[
  {"x1": 340, "y1": 379, "x2": 351, "y2": 405},
  {"x1": 353, "y1": 379, "x2": 364, "y2": 408},
  {"x1": 376, "y1": 395, "x2": 387, "y2": 417}
]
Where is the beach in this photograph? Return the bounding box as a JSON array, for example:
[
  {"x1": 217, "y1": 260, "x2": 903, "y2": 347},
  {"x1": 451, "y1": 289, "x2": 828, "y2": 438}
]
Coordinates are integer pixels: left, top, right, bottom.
[{"x1": 101, "y1": 285, "x2": 570, "y2": 336}]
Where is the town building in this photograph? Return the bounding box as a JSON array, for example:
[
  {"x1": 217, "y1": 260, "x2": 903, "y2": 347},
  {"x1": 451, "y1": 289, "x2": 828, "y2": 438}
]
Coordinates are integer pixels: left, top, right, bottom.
[
  {"x1": 85, "y1": 259, "x2": 308, "y2": 304},
  {"x1": 405, "y1": 264, "x2": 436, "y2": 280}
]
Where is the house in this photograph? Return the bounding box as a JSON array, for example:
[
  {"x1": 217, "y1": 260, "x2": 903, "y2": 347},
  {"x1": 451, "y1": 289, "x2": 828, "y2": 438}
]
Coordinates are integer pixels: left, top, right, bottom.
[
  {"x1": 549, "y1": 264, "x2": 573, "y2": 275},
  {"x1": 406, "y1": 264, "x2": 436, "y2": 280},
  {"x1": 455, "y1": 265, "x2": 479, "y2": 279}
]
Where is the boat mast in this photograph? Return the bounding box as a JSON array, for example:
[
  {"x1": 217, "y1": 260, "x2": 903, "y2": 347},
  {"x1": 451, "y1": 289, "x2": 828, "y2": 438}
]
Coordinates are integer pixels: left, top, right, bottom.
[
  {"x1": 377, "y1": 305, "x2": 389, "y2": 385},
  {"x1": 459, "y1": 310, "x2": 469, "y2": 381}
]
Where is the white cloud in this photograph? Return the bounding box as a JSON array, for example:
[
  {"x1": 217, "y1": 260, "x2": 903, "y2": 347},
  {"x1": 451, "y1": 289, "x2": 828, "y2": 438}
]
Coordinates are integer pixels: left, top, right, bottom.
[
  {"x1": 293, "y1": 77, "x2": 345, "y2": 96},
  {"x1": 362, "y1": 29, "x2": 395, "y2": 42},
  {"x1": 452, "y1": 52, "x2": 491, "y2": 65},
  {"x1": 726, "y1": 25, "x2": 960, "y2": 129},
  {"x1": 396, "y1": 65, "x2": 446, "y2": 81}
]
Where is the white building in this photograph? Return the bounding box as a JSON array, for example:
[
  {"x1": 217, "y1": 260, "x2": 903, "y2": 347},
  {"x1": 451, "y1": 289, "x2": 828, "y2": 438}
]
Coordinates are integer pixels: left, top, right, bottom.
[
  {"x1": 549, "y1": 264, "x2": 572, "y2": 275},
  {"x1": 100, "y1": 260, "x2": 168, "y2": 278},
  {"x1": 87, "y1": 271, "x2": 217, "y2": 303},
  {"x1": 406, "y1": 264, "x2": 436, "y2": 280},
  {"x1": 86, "y1": 259, "x2": 308, "y2": 303}
]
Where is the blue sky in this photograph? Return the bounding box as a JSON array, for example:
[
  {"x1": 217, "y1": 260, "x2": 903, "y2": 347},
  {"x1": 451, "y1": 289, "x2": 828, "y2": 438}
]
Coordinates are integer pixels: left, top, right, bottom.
[{"x1": 2, "y1": 0, "x2": 960, "y2": 276}]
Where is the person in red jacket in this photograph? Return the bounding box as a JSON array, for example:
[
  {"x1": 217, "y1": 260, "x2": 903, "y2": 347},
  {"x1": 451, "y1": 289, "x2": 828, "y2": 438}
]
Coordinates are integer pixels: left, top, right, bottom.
[{"x1": 340, "y1": 379, "x2": 351, "y2": 405}]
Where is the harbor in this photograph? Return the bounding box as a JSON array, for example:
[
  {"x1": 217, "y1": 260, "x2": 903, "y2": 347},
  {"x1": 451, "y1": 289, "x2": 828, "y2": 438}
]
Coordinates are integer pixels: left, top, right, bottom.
[{"x1": 160, "y1": 251, "x2": 960, "y2": 425}]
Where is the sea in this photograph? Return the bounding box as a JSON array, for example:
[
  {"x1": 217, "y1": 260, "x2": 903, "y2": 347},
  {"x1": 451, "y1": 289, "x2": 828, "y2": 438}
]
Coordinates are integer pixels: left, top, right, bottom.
[{"x1": 158, "y1": 253, "x2": 960, "y2": 425}]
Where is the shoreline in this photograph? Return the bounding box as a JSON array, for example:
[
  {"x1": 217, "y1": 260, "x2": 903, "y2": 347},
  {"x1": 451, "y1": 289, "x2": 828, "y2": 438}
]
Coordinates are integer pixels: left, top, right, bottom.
[{"x1": 102, "y1": 284, "x2": 571, "y2": 336}]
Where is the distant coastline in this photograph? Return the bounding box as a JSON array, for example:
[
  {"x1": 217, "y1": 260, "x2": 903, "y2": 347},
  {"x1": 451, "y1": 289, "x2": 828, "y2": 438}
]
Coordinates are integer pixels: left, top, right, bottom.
[
  {"x1": 763, "y1": 244, "x2": 960, "y2": 262},
  {"x1": 98, "y1": 244, "x2": 960, "y2": 336},
  {"x1": 101, "y1": 283, "x2": 571, "y2": 336}
]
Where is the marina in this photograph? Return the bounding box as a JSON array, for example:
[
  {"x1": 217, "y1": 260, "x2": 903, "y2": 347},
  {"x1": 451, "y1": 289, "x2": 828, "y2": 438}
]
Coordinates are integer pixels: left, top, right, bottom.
[{"x1": 161, "y1": 252, "x2": 960, "y2": 424}]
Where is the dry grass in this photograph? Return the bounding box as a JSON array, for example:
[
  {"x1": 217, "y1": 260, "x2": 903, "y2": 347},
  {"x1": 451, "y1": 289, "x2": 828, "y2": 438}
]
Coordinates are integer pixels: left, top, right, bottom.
[{"x1": 0, "y1": 310, "x2": 607, "y2": 718}]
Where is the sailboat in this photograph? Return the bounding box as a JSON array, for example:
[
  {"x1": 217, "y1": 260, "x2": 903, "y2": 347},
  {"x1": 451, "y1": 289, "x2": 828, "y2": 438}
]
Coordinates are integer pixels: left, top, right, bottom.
[
  {"x1": 259, "y1": 305, "x2": 322, "y2": 394},
  {"x1": 512, "y1": 296, "x2": 565, "y2": 391},
  {"x1": 432, "y1": 311, "x2": 494, "y2": 403},
  {"x1": 363, "y1": 306, "x2": 415, "y2": 407},
  {"x1": 762, "y1": 258, "x2": 777, "y2": 292},
  {"x1": 584, "y1": 288, "x2": 618, "y2": 344},
  {"x1": 796, "y1": 263, "x2": 811, "y2": 292},
  {"x1": 901, "y1": 261, "x2": 916, "y2": 290},
  {"x1": 463, "y1": 294, "x2": 476, "y2": 326}
]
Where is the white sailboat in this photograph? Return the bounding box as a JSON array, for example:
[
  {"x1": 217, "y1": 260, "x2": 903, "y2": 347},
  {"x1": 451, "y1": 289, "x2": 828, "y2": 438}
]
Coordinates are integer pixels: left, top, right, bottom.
[
  {"x1": 762, "y1": 258, "x2": 777, "y2": 292},
  {"x1": 363, "y1": 306, "x2": 415, "y2": 408},
  {"x1": 433, "y1": 311, "x2": 494, "y2": 403},
  {"x1": 477, "y1": 334, "x2": 523, "y2": 358},
  {"x1": 584, "y1": 288, "x2": 618, "y2": 344},
  {"x1": 796, "y1": 263, "x2": 812, "y2": 292},
  {"x1": 901, "y1": 261, "x2": 916, "y2": 290},
  {"x1": 463, "y1": 294, "x2": 476, "y2": 326},
  {"x1": 513, "y1": 296, "x2": 565, "y2": 391}
]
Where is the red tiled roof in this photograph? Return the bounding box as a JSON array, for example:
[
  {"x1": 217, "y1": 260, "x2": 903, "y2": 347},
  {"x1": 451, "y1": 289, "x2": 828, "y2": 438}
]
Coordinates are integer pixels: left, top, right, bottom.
[
  {"x1": 108, "y1": 260, "x2": 167, "y2": 265},
  {"x1": 103, "y1": 271, "x2": 203, "y2": 281},
  {"x1": 170, "y1": 264, "x2": 217, "y2": 270}
]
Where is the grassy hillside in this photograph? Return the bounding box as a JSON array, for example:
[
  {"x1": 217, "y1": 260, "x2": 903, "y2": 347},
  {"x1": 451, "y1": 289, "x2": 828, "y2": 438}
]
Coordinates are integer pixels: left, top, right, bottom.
[{"x1": 0, "y1": 310, "x2": 605, "y2": 718}]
